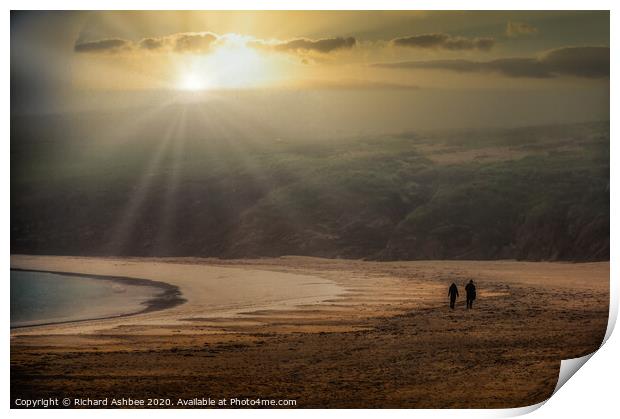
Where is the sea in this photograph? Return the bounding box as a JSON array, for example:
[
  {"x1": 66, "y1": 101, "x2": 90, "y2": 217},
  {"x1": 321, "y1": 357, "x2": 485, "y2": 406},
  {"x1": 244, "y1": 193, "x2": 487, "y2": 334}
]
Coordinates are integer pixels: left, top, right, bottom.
[{"x1": 10, "y1": 270, "x2": 162, "y2": 328}]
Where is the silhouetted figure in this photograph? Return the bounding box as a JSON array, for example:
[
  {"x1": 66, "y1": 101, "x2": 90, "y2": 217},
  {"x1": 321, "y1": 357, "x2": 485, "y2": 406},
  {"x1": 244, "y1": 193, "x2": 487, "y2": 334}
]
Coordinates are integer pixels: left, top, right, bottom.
[
  {"x1": 448, "y1": 283, "x2": 459, "y2": 309},
  {"x1": 465, "y1": 280, "x2": 476, "y2": 309}
]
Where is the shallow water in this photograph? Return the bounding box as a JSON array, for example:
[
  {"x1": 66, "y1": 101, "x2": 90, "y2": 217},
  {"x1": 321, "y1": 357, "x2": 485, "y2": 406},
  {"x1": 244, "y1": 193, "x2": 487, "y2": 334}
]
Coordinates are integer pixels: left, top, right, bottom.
[{"x1": 10, "y1": 270, "x2": 163, "y2": 327}]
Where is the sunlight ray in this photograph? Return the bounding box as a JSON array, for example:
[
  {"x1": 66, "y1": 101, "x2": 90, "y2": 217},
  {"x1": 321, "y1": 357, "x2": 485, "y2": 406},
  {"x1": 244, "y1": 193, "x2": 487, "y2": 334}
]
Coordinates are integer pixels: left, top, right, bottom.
[
  {"x1": 152, "y1": 105, "x2": 188, "y2": 254},
  {"x1": 103, "y1": 107, "x2": 183, "y2": 254}
]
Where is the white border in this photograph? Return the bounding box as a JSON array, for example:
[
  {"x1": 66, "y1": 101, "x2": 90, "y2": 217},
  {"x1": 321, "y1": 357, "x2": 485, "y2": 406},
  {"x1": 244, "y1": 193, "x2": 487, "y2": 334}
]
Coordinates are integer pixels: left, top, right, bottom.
[{"x1": 4, "y1": 2, "x2": 617, "y2": 418}]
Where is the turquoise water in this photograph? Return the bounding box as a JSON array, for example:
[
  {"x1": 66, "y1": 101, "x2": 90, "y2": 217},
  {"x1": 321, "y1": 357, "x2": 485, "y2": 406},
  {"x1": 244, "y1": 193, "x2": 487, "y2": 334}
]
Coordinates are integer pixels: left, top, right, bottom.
[{"x1": 10, "y1": 270, "x2": 163, "y2": 328}]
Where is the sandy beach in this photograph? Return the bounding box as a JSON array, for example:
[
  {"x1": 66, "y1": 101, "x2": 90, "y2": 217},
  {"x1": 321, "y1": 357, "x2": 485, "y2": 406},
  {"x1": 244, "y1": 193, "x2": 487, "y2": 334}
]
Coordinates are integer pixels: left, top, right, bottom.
[{"x1": 10, "y1": 255, "x2": 609, "y2": 408}]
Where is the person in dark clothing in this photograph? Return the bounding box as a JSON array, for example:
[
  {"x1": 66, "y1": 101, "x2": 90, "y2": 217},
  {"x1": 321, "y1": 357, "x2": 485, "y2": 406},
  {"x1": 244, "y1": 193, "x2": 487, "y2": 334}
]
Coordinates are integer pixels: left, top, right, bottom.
[
  {"x1": 448, "y1": 283, "x2": 459, "y2": 309},
  {"x1": 465, "y1": 280, "x2": 476, "y2": 309}
]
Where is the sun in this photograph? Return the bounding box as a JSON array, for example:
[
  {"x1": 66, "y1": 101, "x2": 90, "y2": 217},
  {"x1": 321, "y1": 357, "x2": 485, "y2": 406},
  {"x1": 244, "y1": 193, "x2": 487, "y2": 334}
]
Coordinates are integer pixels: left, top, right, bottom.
[
  {"x1": 177, "y1": 73, "x2": 208, "y2": 91},
  {"x1": 174, "y1": 38, "x2": 280, "y2": 91}
]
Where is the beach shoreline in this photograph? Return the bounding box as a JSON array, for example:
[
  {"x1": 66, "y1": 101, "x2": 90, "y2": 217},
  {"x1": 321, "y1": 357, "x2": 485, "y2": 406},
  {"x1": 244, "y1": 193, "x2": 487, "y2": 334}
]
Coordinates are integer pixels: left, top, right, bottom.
[
  {"x1": 10, "y1": 255, "x2": 609, "y2": 408},
  {"x1": 10, "y1": 268, "x2": 186, "y2": 329},
  {"x1": 10, "y1": 254, "x2": 348, "y2": 336}
]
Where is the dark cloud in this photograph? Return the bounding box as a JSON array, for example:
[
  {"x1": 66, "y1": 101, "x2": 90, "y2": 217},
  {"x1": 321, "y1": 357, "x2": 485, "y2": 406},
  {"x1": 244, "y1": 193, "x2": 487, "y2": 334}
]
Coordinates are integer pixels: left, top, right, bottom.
[
  {"x1": 544, "y1": 46, "x2": 609, "y2": 78},
  {"x1": 506, "y1": 21, "x2": 538, "y2": 37},
  {"x1": 75, "y1": 32, "x2": 219, "y2": 54},
  {"x1": 392, "y1": 33, "x2": 495, "y2": 51},
  {"x1": 173, "y1": 32, "x2": 218, "y2": 53},
  {"x1": 76, "y1": 33, "x2": 354, "y2": 56},
  {"x1": 253, "y1": 36, "x2": 356, "y2": 54},
  {"x1": 139, "y1": 37, "x2": 164, "y2": 50},
  {"x1": 174, "y1": 32, "x2": 218, "y2": 52},
  {"x1": 374, "y1": 46, "x2": 609, "y2": 79},
  {"x1": 472, "y1": 38, "x2": 495, "y2": 51},
  {"x1": 380, "y1": 58, "x2": 550, "y2": 78},
  {"x1": 74, "y1": 38, "x2": 129, "y2": 53},
  {"x1": 301, "y1": 79, "x2": 420, "y2": 90}
]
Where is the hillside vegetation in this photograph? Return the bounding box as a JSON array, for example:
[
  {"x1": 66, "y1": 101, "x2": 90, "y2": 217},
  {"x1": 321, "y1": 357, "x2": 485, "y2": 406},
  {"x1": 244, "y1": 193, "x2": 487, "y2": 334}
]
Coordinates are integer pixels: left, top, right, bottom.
[{"x1": 11, "y1": 108, "x2": 609, "y2": 261}]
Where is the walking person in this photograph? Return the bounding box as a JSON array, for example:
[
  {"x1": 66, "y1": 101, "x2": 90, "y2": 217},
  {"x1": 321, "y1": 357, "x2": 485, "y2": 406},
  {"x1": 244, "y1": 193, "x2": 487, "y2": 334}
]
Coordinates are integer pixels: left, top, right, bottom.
[
  {"x1": 465, "y1": 280, "x2": 476, "y2": 309},
  {"x1": 448, "y1": 282, "x2": 459, "y2": 309}
]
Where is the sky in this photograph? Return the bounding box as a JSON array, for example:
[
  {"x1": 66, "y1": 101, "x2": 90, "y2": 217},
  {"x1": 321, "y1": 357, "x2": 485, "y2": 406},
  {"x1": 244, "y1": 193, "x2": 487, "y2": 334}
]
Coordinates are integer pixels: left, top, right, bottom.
[{"x1": 10, "y1": 11, "x2": 610, "y2": 132}]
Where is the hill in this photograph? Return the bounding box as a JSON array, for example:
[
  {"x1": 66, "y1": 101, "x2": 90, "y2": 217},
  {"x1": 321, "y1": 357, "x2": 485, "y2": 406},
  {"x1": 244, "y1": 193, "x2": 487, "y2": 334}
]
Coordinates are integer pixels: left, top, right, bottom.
[{"x1": 11, "y1": 108, "x2": 609, "y2": 261}]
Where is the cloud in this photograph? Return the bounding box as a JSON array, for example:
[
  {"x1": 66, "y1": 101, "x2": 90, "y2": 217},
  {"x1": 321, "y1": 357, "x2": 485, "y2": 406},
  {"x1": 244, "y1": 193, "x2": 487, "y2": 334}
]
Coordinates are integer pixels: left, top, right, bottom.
[
  {"x1": 76, "y1": 32, "x2": 353, "y2": 57},
  {"x1": 75, "y1": 32, "x2": 219, "y2": 54},
  {"x1": 506, "y1": 21, "x2": 538, "y2": 38},
  {"x1": 138, "y1": 32, "x2": 218, "y2": 52},
  {"x1": 251, "y1": 36, "x2": 357, "y2": 54},
  {"x1": 74, "y1": 38, "x2": 129, "y2": 53},
  {"x1": 299, "y1": 79, "x2": 420, "y2": 90},
  {"x1": 543, "y1": 46, "x2": 609, "y2": 78},
  {"x1": 277, "y1": 37, "x2": 356, "y2": 53},
  {"x1": 392, "y1": 33, "x2": 495, "y2": 51},
  {"x1": 173, "y1": 32, "x2": 218, "y2": 53},
  {"x1": 374, "y1": 46, "x2": 609, "y2": 79},
  {"x1": 377, "y1": 58, "x2": 551, "y2": 78},
  {"x1": 139, "y1": 37, "x2": 164, "y2": 50}
]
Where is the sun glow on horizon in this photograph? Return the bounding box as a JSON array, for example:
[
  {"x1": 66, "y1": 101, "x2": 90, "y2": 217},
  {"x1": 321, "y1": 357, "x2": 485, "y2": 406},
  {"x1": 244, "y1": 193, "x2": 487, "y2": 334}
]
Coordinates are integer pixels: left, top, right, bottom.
[
  {"x1": 174, "y1": 38, "x2": 281, "y2": 91},
  {"x1": 177, "y1": 72, "x2": 209, "y2": 91}
]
